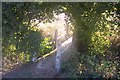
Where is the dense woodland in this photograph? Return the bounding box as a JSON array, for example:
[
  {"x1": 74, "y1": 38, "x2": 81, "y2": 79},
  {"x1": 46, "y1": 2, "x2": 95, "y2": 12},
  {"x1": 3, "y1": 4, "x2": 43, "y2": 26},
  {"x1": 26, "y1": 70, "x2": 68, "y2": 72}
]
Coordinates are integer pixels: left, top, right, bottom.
[{"x1": 2, "y1": 2, "x2": 120, "y2": 78}]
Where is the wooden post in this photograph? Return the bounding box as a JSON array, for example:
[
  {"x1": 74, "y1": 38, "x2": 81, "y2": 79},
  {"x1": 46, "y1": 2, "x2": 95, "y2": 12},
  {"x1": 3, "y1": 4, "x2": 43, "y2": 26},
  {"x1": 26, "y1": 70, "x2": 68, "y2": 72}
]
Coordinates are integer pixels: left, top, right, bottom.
[
  {"x1": 53, "y1": 29, "x2": 58, "y2": 48},
  {"x1": 65, "y1": 19, "x2": 69, "y2": 39},
  {"x1": 55, "y1": 40, "x2": 62, "y2": 73},
  {"x1": 55, "y1": 29, "x2": 62, "y2": 73},
  {"x1": 54, "y1": 29, "x2": 58, "y2": 44}
]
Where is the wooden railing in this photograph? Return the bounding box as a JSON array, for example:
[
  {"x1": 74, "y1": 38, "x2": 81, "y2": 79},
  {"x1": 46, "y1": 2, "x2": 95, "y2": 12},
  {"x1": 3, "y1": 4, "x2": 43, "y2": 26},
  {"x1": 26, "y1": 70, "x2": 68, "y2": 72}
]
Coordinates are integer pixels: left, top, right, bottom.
[
  {"x1": 32, "y1": 27, "x2": 72, "y2": 73},
  {"x1": 54, "y1": 29, "x2": 72, "y2": 72}
]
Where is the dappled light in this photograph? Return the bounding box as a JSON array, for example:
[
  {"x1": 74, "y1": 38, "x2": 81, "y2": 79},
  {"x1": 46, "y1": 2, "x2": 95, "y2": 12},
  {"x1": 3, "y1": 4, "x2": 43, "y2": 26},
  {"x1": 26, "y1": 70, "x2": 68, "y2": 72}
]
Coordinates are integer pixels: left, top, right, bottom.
[{"x1": 2, "y1": 2, "x2": 119, "y2": 79}]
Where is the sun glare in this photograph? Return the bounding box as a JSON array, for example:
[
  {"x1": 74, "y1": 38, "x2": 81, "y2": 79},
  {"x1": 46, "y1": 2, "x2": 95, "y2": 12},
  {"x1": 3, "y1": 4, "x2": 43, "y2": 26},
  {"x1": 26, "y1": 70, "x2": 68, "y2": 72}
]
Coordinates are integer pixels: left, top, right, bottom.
[{"x1": 31, "y1": 13, "x2": 72, "y2": 39}]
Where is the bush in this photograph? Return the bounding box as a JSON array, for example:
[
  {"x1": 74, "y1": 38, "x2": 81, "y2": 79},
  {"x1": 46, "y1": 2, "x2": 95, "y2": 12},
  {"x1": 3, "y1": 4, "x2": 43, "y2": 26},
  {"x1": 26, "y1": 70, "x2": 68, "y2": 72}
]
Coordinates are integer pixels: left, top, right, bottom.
[{"x1": 60, "y1": 51, "x2": 119, "y2": 78}]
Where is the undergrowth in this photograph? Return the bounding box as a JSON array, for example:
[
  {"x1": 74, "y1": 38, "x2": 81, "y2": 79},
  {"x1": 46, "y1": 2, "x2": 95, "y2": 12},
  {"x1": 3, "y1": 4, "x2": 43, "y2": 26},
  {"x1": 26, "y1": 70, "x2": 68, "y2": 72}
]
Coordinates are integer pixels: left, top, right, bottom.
[{"x1": 60, "y1": 51, "x2": 119, "y2": 78}]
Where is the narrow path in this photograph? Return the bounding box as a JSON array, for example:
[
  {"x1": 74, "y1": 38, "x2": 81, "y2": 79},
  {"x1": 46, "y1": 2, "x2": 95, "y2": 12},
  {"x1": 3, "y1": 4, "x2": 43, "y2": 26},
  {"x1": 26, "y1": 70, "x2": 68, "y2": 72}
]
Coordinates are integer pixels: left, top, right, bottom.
[
  {"x1": 3, "y1": 50, "x2": 57, "y2": 78},
  {"x1": 3, "y1": 37, "x2": 73, "y2": 78}
]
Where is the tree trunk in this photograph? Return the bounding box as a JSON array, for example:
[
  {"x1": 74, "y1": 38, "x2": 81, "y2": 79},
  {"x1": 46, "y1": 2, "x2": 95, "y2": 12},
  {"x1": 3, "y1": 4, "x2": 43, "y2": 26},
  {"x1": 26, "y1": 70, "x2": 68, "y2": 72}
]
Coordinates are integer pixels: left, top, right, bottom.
[{"x1": 72, "y1": 27, "x2": 90, "y2": 53}]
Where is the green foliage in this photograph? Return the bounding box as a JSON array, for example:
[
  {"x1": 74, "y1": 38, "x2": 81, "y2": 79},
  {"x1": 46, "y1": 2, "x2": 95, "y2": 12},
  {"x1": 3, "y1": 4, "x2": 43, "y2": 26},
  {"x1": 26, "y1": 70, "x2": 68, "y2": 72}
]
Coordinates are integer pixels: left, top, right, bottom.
[
  {"x1": 89, "y1": 33, "x2": 111, "y2": 54},
  {"x1": 61, "y1": 2, "x2": 119, "y2": 53},
  {"x1": 3, "y1": 2, "x2": 119, "y2": 54},
  {"x1": 38, "y1": 37, "x2": 54, "y2": 57},
  {"x1": 88, "y1": 18, "x2": 112, "y2": 54},
  {"x1": 2, "y1": 2, "x2": 55, "y2": 63},
  {"x1": 88, "y1": 5, "x2": 120, "y2": 55},
  {"x1": 61, "y1": 51, "x2": 119, "y2": 78},
  {"x1": 2, "y1": 2, "x2": 119, "y2": 75}
]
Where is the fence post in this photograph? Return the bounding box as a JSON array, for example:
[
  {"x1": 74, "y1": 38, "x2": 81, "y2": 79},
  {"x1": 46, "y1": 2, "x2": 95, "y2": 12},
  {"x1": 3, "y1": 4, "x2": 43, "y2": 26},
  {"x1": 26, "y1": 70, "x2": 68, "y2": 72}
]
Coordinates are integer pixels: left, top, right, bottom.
[
  {"x1": 55, "y1": 40, "x2": 62, "y2": 73},
  {"x1": 65, "y1": 19, "x2": 69, "y2": 39},
  {"x1": 54, "y1": 30, "x2": 58, "y2": 42},
  {"x1": 55, "y1": 29, "x2": 62, "y2": 73}
]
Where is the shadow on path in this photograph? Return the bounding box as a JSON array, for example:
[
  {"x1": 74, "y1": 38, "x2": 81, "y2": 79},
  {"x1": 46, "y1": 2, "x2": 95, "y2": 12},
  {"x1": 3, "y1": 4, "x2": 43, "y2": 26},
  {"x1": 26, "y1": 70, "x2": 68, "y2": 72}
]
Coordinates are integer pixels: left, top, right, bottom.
[{"x1": 2, "y1": 37, "x2": 73, "y2": 78}]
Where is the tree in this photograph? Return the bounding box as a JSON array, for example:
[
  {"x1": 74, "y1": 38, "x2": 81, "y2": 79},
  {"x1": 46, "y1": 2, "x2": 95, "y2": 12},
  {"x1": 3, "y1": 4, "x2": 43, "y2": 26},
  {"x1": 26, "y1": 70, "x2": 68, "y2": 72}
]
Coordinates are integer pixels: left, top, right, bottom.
[
  {"x1": 2, "y1": 2, "x2": 55, "y2": 62},
  {"x1": 2, "y1": 2, "x2": 119, "y2": 61},
  {"x1": 62, "y1": 3, "x2": 118, "y2": 53}
]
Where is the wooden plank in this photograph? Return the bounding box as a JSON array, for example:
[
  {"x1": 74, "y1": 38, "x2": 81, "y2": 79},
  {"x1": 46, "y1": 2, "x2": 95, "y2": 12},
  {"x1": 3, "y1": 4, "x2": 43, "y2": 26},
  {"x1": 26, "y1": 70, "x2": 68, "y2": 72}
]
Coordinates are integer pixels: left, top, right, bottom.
[
  {"x1": 36, "y1": 37, "x2": 72, "y2": 61},
  {"x1": 57, "y1": 34, "x2": 66, "y2": 40},
  {"x1": 62, "y1": 37, "x2": 72, "y2": 47},
  {"x1": 36, "y1": 29, "x2": 72, "y2": 73},
  {"x1": 37, "y1": 49, "x2": 57, "y2": 61}
]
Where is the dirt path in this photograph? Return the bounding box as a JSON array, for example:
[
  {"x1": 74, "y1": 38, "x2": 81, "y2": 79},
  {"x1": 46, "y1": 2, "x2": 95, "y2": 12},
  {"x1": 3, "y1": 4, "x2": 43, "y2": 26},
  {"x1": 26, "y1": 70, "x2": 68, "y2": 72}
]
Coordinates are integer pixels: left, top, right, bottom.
[
  {"x1": 2, "y1": 52, "x2": 57, "y2": 78},
  {"x1": 2, "y1": 38, "x2": 73, "y2": 78}
]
